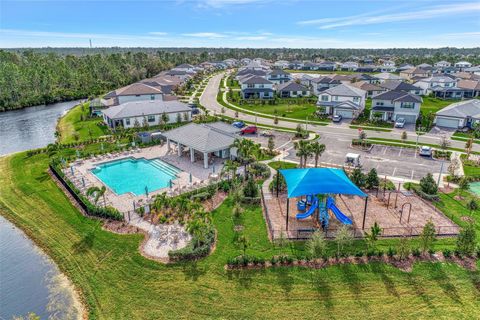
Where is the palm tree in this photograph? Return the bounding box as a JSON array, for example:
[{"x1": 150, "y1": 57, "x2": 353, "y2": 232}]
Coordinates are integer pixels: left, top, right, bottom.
[
  {"x1": 294, "y1": 140, "x2": 311, "y2": 167},
  {"x1": 310, "y1": 141, "x2": 326, "y2": 167},
  {"x1": 86, "y1": 186, "x2": 107, "y2": 207},
  {"x1": 222, "y1": 160, "x2": 238, "y2": 180}
]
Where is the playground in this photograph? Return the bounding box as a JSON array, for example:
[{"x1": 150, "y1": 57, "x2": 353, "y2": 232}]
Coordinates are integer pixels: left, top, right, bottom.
[{"x1": 263, "y1": 167, "x2": 459, "y2": 239}]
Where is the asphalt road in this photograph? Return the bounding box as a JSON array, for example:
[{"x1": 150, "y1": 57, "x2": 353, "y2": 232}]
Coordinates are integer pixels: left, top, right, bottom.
[{"x1": 200, "y1": 72, "x2": 479, "y2": 153}]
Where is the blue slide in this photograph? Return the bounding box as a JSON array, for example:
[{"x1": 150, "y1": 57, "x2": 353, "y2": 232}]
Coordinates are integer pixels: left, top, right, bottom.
[
  {"x1": 296, "y1": 197, "x2": 318, "y2": 219},
  {"x1": 327, "y1": 197, "x2": 353, "y2": 225}
]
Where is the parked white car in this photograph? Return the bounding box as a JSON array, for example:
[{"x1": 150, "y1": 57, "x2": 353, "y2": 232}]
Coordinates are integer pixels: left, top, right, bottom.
[
  {"x1": 395, "y1": 118, "x2": 406, "y2": 128},
  {"x1": 418, "y1": 146, "x2": 432, "y2": 157}
]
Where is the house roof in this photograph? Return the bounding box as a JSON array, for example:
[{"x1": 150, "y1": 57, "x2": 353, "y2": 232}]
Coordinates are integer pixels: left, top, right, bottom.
[
  {"x1": 465, "y1": 66, "x2": 480, "y2": 72},
  {"x1": 277, "y1": 81, "x2": 308, "y2": 92},
  {"x1": 436, "y1": 99, "x2": 480, "y2": 119},
  {"x1": 104, "y1": 83, "x2": 163, "y2": 98},
  {"x1": 268, "y1": 69, "x2": 290, "y2": 76},
  {"x1": 162, "y1": 122, "x2": 237, "y2": 153},
  {"x1": 457, "y1": 79, "x2": 480, "y2": 91},
  {"x1": 420, "y1": 75, "x2": 457, "y2": 83},
  {"x1": 175, "y1": 63, "x2": 194, "y2": 69},
  {"x1": 402, "y1": 67, "x2": 430, "y2": 75},
  {"x1": 237, "y1": 69, "x2": 267, "y2": 77},
  {"x1": 351, "y1": 81, "x2": 384, "y2": 92},
  {"x1": 318, "y1": 100, "x2": 362, "y2": 110},
  {"x1": 242, "y1": 76, "x2": 273, "y2": 85},
  {"x1": 102, "y1": 100, "x2": 190, "y2": 119},
  {"x1": 322, "y1": 83, "x2": 366, "y2": 97},
  {"x1": 379, "y1": 80, "x2": 421, "y2": 92},
  {"x1": 372, "y1": 90, "x2": 422, "y2": 103},
  {"x1": 373, "y1": 72, "x2": 403, "y2": 81}
]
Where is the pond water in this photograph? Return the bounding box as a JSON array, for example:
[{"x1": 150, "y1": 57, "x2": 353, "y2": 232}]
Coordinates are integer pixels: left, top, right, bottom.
[
  {"x1": 0, "y1": 100, "x2": 80, "y2": 155},
  {"x1": 0, "y1": 101, "x2": 82, "y2": 319}
]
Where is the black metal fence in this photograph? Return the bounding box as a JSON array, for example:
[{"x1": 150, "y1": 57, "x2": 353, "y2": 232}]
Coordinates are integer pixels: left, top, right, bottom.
[{"x1": 50, "y1": 164, "x2": 89, "y2": 214}]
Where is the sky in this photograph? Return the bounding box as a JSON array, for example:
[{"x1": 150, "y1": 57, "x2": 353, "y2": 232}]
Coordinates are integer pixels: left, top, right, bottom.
[{"x1": 0, "y1": 0, "x2": 479, "y2": 48}]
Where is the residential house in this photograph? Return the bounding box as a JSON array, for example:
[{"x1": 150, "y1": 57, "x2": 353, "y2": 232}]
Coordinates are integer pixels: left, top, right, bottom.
[
  {"x1": 465, "y1": 66, "x2": 480, "y2": 75},
  {"x1": 317, "y1": 61, "x2": 336, "y2": 71},
  {"x1": 380, "y1": 60, "x2": 396, "y2": 72},
  {"x1": 240, "y1": 58, "x2": 252, "y2": 65},
  {"x1": 414, "y1": 75, "x2": 460, "y2": 97},
  {"x1": 340, "y1": 61, "x2": 359, "y2": 71},
  {"x1": 223, "y1": 58, "x2": 239, "y2": 67},
  {"x1": 89, "y1": 98, "x2": 115, "y2": 116},
  {"x1": 397, "y1": 63, "x2": 415, "y2": 72},
  {"x1": 165, "y1": 69, "x2": 194, "y2": 81},
  {"x1": 102, "y1": 100, "x2": 191, "y2": 129},
  {"x1": 457, "y1": 79, "x2": 480, "y2": 98},
  {"x1": 236, "y1": 68, "x2": 267, "y2": 80},
  {"x1": 370, "y1": 90, "x2": 422, "y2": 123},
  {"x1": 289, "y1": 60, "x2": 304, "y2": 70},
  {"x1": 104, "y1": 83, "x2": 165, "y2": 105},
  {"x1": 374, "y1": 72, "x2": 404, "y2": 82},
  {"x1": 417, "y1": 63, "x2": 433, "y2": 71},
  {"x1": 240, "y1": 76, "x2": 274, "y2": 99},
  {"x1": 434, "y1": 61, "x2": 451, "y2": 68},
  {"x1": 353, "y1": 73, "x2": 379, "y2": 84},
  {"x1": 434, "y1": 99, "x2": 480, "y2": 128},
  {"x1": 273, "y1": 60, "x2": 290, "y2": 69},
  {"x1": 316, "y1": 84, "x2": 366, "y2": 119},
  {"x1": 399, "y1": 67, "x2": 431, "y2": 80},
  {"x1": 172, "y1": 63, "x2": 196, "y2": 73},
  {"x1": 276, "y1": 81, "x2": 310, "y2": 98},
  {"x1": 378, "y1": 80, "x2": 423, "y2": 95},
  {"x1": 266, "y1": 69, "x2": 292, "y2": 84},
  {"x1": 303, "y1": 61, "x2": 320, "y2": 70},
  {"x1": 310, "y1": 77, "x2": 341, "y2": 95},
  {"x1": 351, "y1": 81, "x2": 386, "y2": 98},
  {"x1": 455, "y1": 61, "x2": 473, "y2": 70},
  {"x1": 356, "y1": 65, "x2": 378, "y2": 73}
]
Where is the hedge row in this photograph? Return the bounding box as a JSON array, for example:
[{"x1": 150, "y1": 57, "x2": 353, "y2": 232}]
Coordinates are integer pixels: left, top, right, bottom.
[{"x1": 168, "y1": 226, "x2": 215, "y2": 261}]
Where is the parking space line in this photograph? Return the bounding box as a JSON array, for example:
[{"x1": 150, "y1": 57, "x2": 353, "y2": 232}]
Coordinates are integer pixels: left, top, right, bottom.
[
  {"x1": 392, "y1": 167, "x2": 397, "y2": 177},
  {"x1": 411, "y1": 170, "x2": 414, "y2": 180},
  {"x1": 398, "y1": 148, "x2": 402, "y2": 157},
  {"x1": 383, "y1": 147, "x2": 387, "y2": 155}
]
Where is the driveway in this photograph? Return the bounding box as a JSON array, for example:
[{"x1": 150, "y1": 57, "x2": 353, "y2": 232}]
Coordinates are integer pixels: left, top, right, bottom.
[{"x1": 428, "y1": 126, "x2": 456, "y2": 138}]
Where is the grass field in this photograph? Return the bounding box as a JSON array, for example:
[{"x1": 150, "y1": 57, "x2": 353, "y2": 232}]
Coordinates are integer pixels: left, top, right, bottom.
[
  {"x1": 57, "y1": 103, "x2": 110, "y2": 143},
  {"x1": 420, "y1": 97, "x2": 452, "y2": 115},
  {"x1": 1, "y1": 152, "x2": 479, "y2": 319}
]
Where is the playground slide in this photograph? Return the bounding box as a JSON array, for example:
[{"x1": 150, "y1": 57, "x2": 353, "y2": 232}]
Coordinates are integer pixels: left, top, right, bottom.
[
  {"x1": 327, "y1": 198, "x2": 353, "y2": 225},
  {"x1": 296, "y1": 198, "x2": 318, "y2": 219}
]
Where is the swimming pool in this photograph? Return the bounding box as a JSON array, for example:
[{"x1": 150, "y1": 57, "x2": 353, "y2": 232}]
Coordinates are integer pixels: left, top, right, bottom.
[
  {"x1": 92, "y1": 158, "x2": 181, "y2": 196},
  {"x1": 470, "y1": 181, "x2": 480, "y2": 195}
]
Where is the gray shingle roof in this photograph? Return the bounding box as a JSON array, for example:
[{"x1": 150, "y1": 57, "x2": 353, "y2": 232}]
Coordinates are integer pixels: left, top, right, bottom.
[
  {"x1": 104, "y1": 83, "x2": 163, "y2": 98},
  {"x1": 372, "y1": 90, "x2": 422, "y2": 103},
  {"x1": 277, "y1": 81, "x2": 308, "y2": 92},
  {"x1": 436, "y1": 100, "x2": 480, "y2": 119},
  {"x1": 379, "y1": 80, "x2": 421, "y2": 92},
  {"x1": 323, "y1": 84, "x2": 366, "y2": 97},
  {"x1": 102, "y1": 100, "x2": 190, "y2": 119},
  {"x1": 242, "y1": 76, "x2": 273, "y2": 85},
  {"x1": 162, "y1": 122, "x2": 237, "y2": 153}
]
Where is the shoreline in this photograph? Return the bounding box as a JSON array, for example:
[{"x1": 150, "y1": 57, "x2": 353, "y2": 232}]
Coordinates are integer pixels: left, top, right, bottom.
[{"x1": 0, "y1": 211, "x2": 87, "y2": 319}]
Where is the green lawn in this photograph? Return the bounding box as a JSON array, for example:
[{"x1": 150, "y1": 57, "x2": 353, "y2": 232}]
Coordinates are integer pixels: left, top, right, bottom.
[
  {"x1": 268, "y1": 161, "x2": 298, "y2": 170},
  {"x1": 57, "y1": 103, "x2": 110, "y2": 143},
  {"x1": 240, "y1": 102, "x2": 317, "y2": 119},
  {"x1": 1, "y1": 152, "x2": 479, "y2": 319},
  {"x1": 463, "y1": 164, "x2": 480, "y2": 177},
  {"x1": 420, "y1": 97, "x2": 453, "y2": 115}
]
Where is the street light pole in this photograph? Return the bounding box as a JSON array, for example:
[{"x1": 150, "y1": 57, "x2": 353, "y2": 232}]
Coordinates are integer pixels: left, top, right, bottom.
[{"x1": 416, "y1": 132, "x2": 419, "y2": 149}]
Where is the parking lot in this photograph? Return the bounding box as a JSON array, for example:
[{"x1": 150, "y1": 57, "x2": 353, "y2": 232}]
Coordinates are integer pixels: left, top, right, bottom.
[{"x1": 283, "y1": 133, "x2": 446, "y2": 181}]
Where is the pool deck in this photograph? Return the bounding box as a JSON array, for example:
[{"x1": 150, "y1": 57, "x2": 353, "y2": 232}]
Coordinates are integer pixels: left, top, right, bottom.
[{"x1": 62, "y1": 144, "x2": 225, "y2": 260}]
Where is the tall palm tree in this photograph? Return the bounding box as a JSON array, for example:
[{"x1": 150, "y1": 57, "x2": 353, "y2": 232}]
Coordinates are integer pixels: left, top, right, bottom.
[
  {"x1": 310, "y1": 141, "x2": 326, "y2": 167},
  {"x1": 222, "y1": 160, "x2": 238, "y2": 180},
  {"x1": 294, "y1": 140, "x2": 311, "y2": 168}
]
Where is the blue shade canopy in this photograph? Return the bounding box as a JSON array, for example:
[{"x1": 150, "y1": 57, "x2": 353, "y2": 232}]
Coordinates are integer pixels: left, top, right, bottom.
[{"x1": 279, "y1": 168, "x2": 367, "y2": 198}]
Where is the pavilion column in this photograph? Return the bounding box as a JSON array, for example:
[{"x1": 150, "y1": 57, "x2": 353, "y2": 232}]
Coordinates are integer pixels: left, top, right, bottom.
[
  {"x1": 362, "y1": 196, "x2": 369, "y2": 230},
  {"x1": 286, "y1": 198, "x2": 290, "y2": 231},
  {"x1": 167, "y1": 139, "x2": 171, "y2": 152},
  {"x1": 177, "y1": 142, "x2": 181, "y2": 156},
  {"x1": 203, "y1": 152, "x2": 208, "y2": 169},
  {"x1": 190, "y1": 148, "x2": 195, "y2": 163}
]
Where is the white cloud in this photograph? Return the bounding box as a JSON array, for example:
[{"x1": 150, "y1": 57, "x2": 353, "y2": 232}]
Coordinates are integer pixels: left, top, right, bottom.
[
  {"x1": 148, "y1": 32, "x2": 168, "y2": 36},
  {"x1": 199, "y1": 0, "x2": 268, "y2": 8},
  {"x1": 235, "y1": 36, "x2": 267, "y2": 40},
  {"x1": 298, "y1": 2, "x2": 480, "y2": 29},
  {"x1": 182, "y1": 32, "x2": 227, "y2": 38}
]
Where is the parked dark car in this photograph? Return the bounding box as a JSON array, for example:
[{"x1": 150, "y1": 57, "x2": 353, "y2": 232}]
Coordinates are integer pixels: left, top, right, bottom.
[
  {"x1": 332, "y1": 114, "x2": 343, "y2": 122},
  {"x1": 191, "y1": 108, "x2": 200, "y2": 115},
  {"x1": 241, "y1": 125, "x2": 257, "y2": 135}
]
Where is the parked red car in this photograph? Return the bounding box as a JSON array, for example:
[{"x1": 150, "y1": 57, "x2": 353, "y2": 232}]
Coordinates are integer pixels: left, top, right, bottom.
[{"x1": 240, "y1": 125, "x2": 257, "y2": 135}]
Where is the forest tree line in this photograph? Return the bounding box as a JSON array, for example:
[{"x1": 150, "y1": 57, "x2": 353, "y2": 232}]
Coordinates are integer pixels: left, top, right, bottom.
[
  {"x1": 1, "y1": 47, "x2": 479, "y2": 111},
  {"x1": 0, "y1": 50, "x2": 209, "y2": 111}
]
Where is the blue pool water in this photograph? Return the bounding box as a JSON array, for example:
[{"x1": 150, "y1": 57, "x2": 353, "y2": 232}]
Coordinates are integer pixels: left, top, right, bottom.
[{"x1": 92, "y1": 158, "x2": 181, "y2": 196}]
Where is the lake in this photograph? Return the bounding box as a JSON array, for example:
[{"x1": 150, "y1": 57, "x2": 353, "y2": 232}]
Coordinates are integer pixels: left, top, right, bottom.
[
  {"x1": 0, "y1": 101, "x2": 82, "y2": 319},
  {"x1": 0, "y1": 100, "x2": 80, "y2": 155}
]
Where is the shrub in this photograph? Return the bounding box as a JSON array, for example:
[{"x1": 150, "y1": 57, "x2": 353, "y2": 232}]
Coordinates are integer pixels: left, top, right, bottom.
[
  {"x1": 269, "y1": 173, "x2": 286, "y2": 193},
  {"x1": 456, "y1": 223, "x2": 477, "y2": 257},
  {"x1": 387, "y1": 247, "x2": 396, "y2": 258},
  {"x1": 306, "y1": 231, "x2": 327, "y2": 258},
  {"x1": 442, "y1": 249, "x2": 452, "y2": 258},
  {"x1": 169, "y1": 226, "x2": 215, "y2": 261},
  {"x1": 419, "y1": 220, "x2": 436, "y2": 254},
  {"x1": 419, "y1": 173, "x2": 438, "y2": 196},
  {"x1": 412, "y1": 248, "x2": 421, "y2": 257},
  {"x1": 243, "y1": 178, "x2": 259, "y2": 198}
]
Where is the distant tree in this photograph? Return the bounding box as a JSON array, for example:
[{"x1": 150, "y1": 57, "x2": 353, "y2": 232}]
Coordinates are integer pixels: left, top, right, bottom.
[
  {"x1": 458, "y1": 177, "x2": 470, "y2": 196},
  {"x1": 396, "y1": 237, "x2": 411, "y2": 260},
  {"x1": 267, "y1": 136, "x2": 275, "y2": 154}
]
